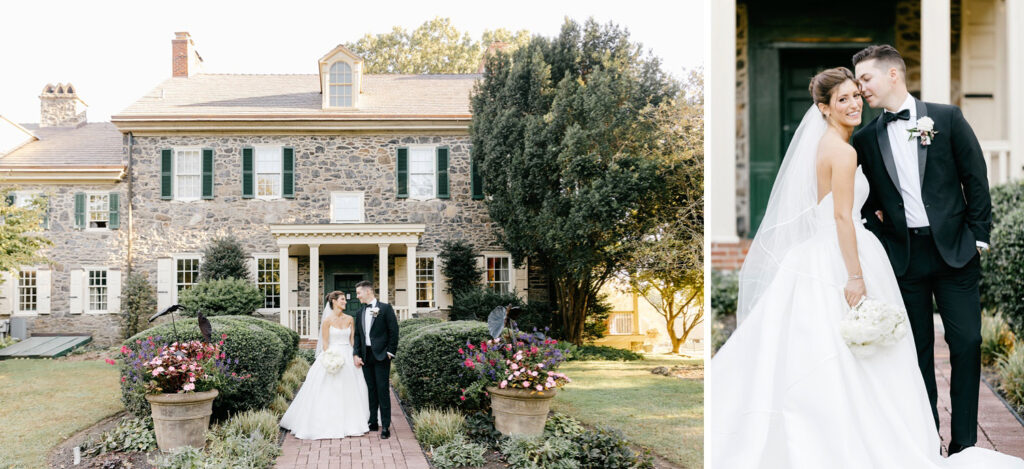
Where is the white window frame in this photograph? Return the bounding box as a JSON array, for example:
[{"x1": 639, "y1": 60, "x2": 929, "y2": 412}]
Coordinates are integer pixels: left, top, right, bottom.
[
  {"x1": 16, "y1": 269, "x2": 38, "y2": 315},
  {"x1": 84, "y1": 267, "x2": 109, "y2": 314},
  {"x1": 408, "y1": 145, "x2": 436, "y2": 201},
  {"x1": 84, "y1": 191, "x2": 110, "y2": 231},
  {"x1": 173, "y1": 254, "x2": 203, "y2": 304},
  {"x1": 484, "y1": 254, "x2": 512, "y2": 294},
  {"x1": 254, "y1": 255, "x2": 281, "y2": 312},
  {"x1": 254, "y1": 145, "x2": 283, "y2": 200},
  {"x1": 329, "y1": 191, "x2": 365, "y2": 223},
  {"x1": 415, "y1": 255, "x2": 436, "y2": 309},
  {"x1": 328, "y1": 61, "x2": 354, "y2": 108},
  {"x1": 12, "y1": 191, "x2": 46, "y2": 231},
  {"x1": 172, "y1": 146, "x2": 203, "y2": 202},
  {"x1": 609, "y1": 312, "x2": 636, "y2": 335}
]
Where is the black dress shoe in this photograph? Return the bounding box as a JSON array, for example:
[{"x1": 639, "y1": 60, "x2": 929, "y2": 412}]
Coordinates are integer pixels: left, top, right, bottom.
[
  {"x1": 368, "y1": 423, "x2": 379, "y2": 431},
  {"x1": 948, "y1": 442, "x2": 973, "y2": 455},
  {"x1": 381, "y1": 426, "x2": 391, "y2": 439}
]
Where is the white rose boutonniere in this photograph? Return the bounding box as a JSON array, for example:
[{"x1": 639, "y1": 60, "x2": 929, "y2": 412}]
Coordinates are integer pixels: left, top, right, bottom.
[
  {"x1": 369, "y1": 307, "x2": 380, "y2": 318},
  {"x1": 907, "y1": 116, "x2": 938, "y2": 146}
]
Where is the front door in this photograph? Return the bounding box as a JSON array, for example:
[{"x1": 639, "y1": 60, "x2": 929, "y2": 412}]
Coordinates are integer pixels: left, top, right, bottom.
[
  {"x1": 321, "y1": 255, "x2": 374, "y2": 318},
  {"x1": 334, "y1": 274, "x2": 366, "y2": 317}
]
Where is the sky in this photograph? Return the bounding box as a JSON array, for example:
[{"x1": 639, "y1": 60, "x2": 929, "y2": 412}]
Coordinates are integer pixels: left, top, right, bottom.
[{"x1": 0, "y1": 0, "x2": 704, "y2": 124}]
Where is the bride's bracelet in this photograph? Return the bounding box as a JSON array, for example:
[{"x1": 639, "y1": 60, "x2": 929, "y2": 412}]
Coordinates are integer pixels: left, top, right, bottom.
[{"x1": 848, "y1": 275, "x2": 864, "y2": 280}]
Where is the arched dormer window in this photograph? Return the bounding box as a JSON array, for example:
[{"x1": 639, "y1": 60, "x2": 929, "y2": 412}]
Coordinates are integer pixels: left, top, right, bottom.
[{"x1": 329, "y1": 62, "x2": 353, "y2": 107}]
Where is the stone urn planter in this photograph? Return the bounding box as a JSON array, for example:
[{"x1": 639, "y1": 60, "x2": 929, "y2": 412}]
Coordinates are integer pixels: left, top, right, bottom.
[
  {"x1": 487, "y1": 386, "x2": 558, "y2": 436},
  {"x1": 146, "y1": 389, "x2": 218, "y2": 451}
]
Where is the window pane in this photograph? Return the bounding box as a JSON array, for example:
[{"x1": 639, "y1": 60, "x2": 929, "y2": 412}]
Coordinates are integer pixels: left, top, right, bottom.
[
  {"x1": 486, "y1": 257, "x2": 510, "y2": 294},
  {"x1": 88, "y1": 270, "x2": 107, "y2": 311},
  {"x1": 175, "y1": 149, "x2": 201, "y2": 199},
  {"x1": 257, "y1": 258, "x2": 280, "y2": 309},
  {"x1": 18, "y1": 271, "x2": 37, "y2": 312},
  {"x1": 416, "y1": 257, "x2": 435, "y2": 308},
  {"x1": 177, "y1": 258, "x2": 200, "y2": 293},
  {"x1": 88, "y1": 194, "x2": 109, "y2": 228},
  {"x1": 256, "y1": 147, "x2": 281, "y2": 172},
  {"x1": 329, "y1": 62, "x2": 352, "y2": 84},
  {"x1": 257, "y1": 174, "x2": 281, "y2": 197},
  {"x1": 330, "y1": 85, "x2": 352, "y2": 107}
]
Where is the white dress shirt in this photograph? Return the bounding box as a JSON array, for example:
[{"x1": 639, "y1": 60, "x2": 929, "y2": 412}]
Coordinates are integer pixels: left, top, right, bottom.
[
  {"x1": 363, "y1": 299, "x2": 377, "y2": 346},
  {"x1": 886, "y1": 93, "x2": 930, "y2": 229}
]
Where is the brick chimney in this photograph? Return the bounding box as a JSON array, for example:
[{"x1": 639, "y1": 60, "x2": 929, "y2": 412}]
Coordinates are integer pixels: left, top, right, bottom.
[
  {"x1": 172, "y1": 32, "x2": 203, "y2": 77},
  {"x1": 39, "y1": 83, "x2": 87, "y2": 128}
]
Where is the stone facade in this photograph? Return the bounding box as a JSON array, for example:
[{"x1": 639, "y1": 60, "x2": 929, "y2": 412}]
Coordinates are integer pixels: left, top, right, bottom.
[
  {"x1": 735, "y1": 3, "x2": 750, "y2": 238},
  {"x1": 39, "y1": 84, "x2": 87, "y2": 128}
]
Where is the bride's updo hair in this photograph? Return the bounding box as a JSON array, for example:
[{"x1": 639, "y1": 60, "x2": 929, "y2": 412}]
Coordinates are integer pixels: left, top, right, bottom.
[
  {"x1": 809, "y1": 67, "x2": 858, "y2": 107},
  {"x1": 326, "y1": 290, "x2": 345, "y2": 310}
]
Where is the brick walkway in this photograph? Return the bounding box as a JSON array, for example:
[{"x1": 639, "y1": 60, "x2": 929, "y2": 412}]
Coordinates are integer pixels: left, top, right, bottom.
[
  {"x1": 275, "y1": 388, "x2": 429, "y2": 469},
  {"x1": 935, "y1": 316, "x2": 1024, "y2": 456}
]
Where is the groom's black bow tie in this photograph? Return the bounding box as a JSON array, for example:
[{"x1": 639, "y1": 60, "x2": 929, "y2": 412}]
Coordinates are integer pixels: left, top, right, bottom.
[{"x1": 883, "y1": 109, "x2": 911, "y2": 125}]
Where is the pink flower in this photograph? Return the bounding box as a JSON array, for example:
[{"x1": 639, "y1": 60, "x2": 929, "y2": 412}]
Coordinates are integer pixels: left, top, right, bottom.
[
  {"x1": 152, "y1": 367, "x2": 165, "y2": 376},
  {"x1": 536, "y1": 385, "x2": 543, "y2": 391},
  {"x1": 500, "y1": 380, "x2": 508, "y2": 389},
  {"x1": 523, "y1": 381, "x2": 531, "y2": 388},
  {"x1": 120, "y1": 346, "x2": 130, "y2": 355},
  {"x1": 183, "y1": 382, "x2": 195, "y2": 391},
  {"x1": 105, "y1": 358, "x2": 116, "y2": 366},
  {"x1": 460, "y1": 396, "x2": 466, "y2": 401},
  {"x1": 464, "y1": 359, "x2": 475, "y2": 369},
  {"x1": 458, "y1": 348, "x2": 465, "y2": 355}
]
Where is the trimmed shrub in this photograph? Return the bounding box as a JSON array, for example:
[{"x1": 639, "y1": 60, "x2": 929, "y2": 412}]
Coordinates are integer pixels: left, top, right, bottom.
[
  {"x1": 178, "y1": 278, "x2": 264, "y2": 317},
  {"x1": 431, "y1": 435, "x2": 487, "y2": 469},
  {"x1": 982, "y1": 207, "x2": 1024, "y2": 336},
  {"x1": 711, "y1": 269, "x2": 739, "y2": 318},
  {"x1": 120, "y1": 273, "x2": 156, "y2": 340},
  {"x1": 572, "y1": 426, "x2": 653, "y2": 469},
  {"x1": 297, "y1": 348, "x2": 315, "y2": 365},
  {"x1": 122, "y1": 316, "x2": 285, "y2": 418},
  {"x1": 394, "y1": 321, "x2": 491, "y2": 410},
  {"x1": 450, "y1": 287, "x2": 523, "y2": 322},
  {"x1": 982, "y1": 312, "x2": 1016, "y2": 367},
  {"x1": 500, "y1": 434, "x2": 579, "y2": 469},
  {"x1": 214, "y1": 315, "x2": 298, "y2": 377},
  {"x1": 990, "y1": 180, "x2": 1024, "y2": 228},
  {"x1": 200, "y1": 235, "x2": 252, "y2": 282},
  {"x1": 398, "y1": 317, "x2": 444, "y2": 346},
  {"x1": 412, "y1": 407, "x2": 465, "y2": 449},
  {"x1": 570, "y1": 345, "x2": 643, "y2": 362}
]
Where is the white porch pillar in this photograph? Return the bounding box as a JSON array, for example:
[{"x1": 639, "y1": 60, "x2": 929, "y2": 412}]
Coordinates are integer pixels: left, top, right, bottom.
[
  {"x1": 921, "y1": 0, "x2": 952, "y2": 104},
  {"x1": 278, "y1": 245, "x2": 290, "y2": 328},
  {"x1": 406, "y1": 243, "x2": 417, "y2": 319},
  {"x1": 708, "y1": 0, "x2": 739, "y2": 243},
  {"x1": 378, "y1": 243, "x2": 390, "y2": 303},
  {"x1": 309, "y1": 244, "x2": 320, "y2": 339},
  {"x1": 1008, "y1": 0, "x2": 1024, "y2": 180}
]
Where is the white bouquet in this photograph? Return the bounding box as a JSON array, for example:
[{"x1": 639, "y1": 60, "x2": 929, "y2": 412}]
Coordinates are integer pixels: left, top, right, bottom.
[
  {"x1": 321, "y1": 348, "x2": 345, "y2": 374},
  {"x1": 839, "y1": 298, "x2": 910, "y2": 358}
]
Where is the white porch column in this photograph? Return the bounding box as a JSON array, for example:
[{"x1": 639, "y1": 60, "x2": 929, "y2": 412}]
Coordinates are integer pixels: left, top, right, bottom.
[
  {"x1": 309, "y1": 244, "x2": 320, "y2": 339},
  {"x1": 921, "y1": 0, "x2": 952, "y2": 104},
  {"x1": 406, "y1": 243, "x2": 417, "y2": 318},
  {"x1": 378, "y1": 243, "x2": 390, "y2": 303},
  {"x1": 708, "y1": 0, "x2": 739, "y2": 243},
  {"x1": 278, "y1": 245, "x2": 290, "y2": 327},
  {"x1": 1008, "y1": 0, "x2": 1024, "y2": 180}
]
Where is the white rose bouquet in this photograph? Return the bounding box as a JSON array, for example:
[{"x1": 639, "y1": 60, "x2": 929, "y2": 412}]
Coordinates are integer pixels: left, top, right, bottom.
[
  {"x1": 839, "y1": 298, "x2": 910, "y2": 358},
  {"x1": 321, "y1": 348, "x2": 345, "y2": 374}
]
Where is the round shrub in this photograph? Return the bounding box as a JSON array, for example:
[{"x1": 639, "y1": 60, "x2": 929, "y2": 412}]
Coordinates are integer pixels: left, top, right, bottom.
[
  {"x1": 982, "y1": 207, "x2": 1024, "y2": 336},
  {"x1": 711, "y1": 269, "x2": 739, "y2": 318},
  {"x1": 215, "y1": 315, "x2": 298, "y2": 378},
  {"x1": 398, "y1": 317, "x2": 444, "y2": 346},
  {"x1": 178, "y1": 278, "x2": 264, "y2": 317},
  {"x1": 121, "y1": 317, "x2": 285, "y2": 418},
  {"x1": 394, "y1": 321, "x2": 491, "y2": 411},
  {"x1": 296, "y1": 348, "x2": 315, "y2": 365}
]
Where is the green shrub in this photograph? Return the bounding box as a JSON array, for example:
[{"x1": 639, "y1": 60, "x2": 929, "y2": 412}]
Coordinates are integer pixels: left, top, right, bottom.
[
  {"x1": 152, "y1": 445, "x2": 206, "y2": 469},
  {"x1": 215, "y1": 315, "x2": 298, "y2": 377},
  {"x1": 276, "y1": 381, "x2": 295, "y2": 401},
  {"x1": 287, "y1": 356, "x2": 310, "y2": 377},
  {"x1": 982, "y1": 312, "x2": 1016, "y2": 367},
  {"x1": 297, "y1": 348, "x2": 315, "y2": 365},
  {"x1": 999, "y1": 343, "x2": 1024, "y2": 414},
  {"x1": 122, "y1": 316, "x2": 285, "y2": 418},
  {"x1": 221, "y1": 409, "x2": 280, "y2": 444},
  {"x1": 120, "y1": 273, "x2": 156, "y2": 340},
  {"x1": 178, "y1": 278, "x2": 264, "y2": 317},
  {"x1": 269, "y1": 395, "x2": 289, "y2": 416},
  {"x1": 200, "y1": 235, "x2": 252, "y2": 282},
  {"x1": 544, "y1": 413, "x2": 584, "y2": 439},
  {"x1": 394, "y1": 321, "x2": 492, "y2": 410},
  {"x1": 412, "y1": 407, "x2": 465, "y2": 449},
  {"x1": 572, "y1": 426, "x2": 653, "y2": 469},
  {"x1": 990, "y1": 180, "x2": 1024, "y2": 228},
  {"x1": 206, "y1": 427, "x2": 281, "y2": 468},
  {"x1": 398, "y1": 317, "x2": 445, "y2": 346},
  {"x1": 982, "y1": 208, "x2": 1024, "y2": 336},
  {"x1": 464, "y1": 411, "x2": 502, "y2": 448},
  {"x1": 82, "y1": 417, "x2": 156, "y2": 456},
  {"x1": 281, "y1": 369, "x2": 303, "y2": 393},
  {"x1": 439, "y1": 240, "x2": 484, "y2": 301},
  {"x1": 0, "y1": 336, "x2": 19, "y2": 350},
  {"x1": 570, "y1": 345, "x2": 643, "y2": 362},
  {"x1": 500, "y1": 434, "x2": 579, "y2": 469},
  {"x1": 450, "y1": 287, "x2": 524, "y2": 322},
  {"x1": 513, "y1": 301, "x2": 556, "y2": 334},
  {"x1": 711, "y1": 269, "x2": 739, "y2": 318},
  {"x1": 431, "y1": 435, "x2": 487, "y2": 469}
]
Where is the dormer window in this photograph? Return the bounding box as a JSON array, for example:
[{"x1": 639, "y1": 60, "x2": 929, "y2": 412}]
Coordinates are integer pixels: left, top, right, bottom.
[{"x1": 329, "y1": 62, "x2": 353, "y2": 107}]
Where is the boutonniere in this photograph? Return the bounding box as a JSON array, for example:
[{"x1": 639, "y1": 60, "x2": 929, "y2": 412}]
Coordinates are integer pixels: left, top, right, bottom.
[
  {"x1": 907, "y1": 116, "x2": 937, "y2": 146},
  {"x1": 369, "y1": 307, "x2": 380, "y2": 318}
]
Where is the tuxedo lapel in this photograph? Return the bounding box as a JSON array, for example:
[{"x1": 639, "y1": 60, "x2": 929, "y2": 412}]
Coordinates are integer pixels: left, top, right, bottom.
[
  {"x1": 875, "y1": 114, "x2": 901, "y2": 191},
  {"x1": 915, "y1": 98, "x2": 929, "y2": 186}
]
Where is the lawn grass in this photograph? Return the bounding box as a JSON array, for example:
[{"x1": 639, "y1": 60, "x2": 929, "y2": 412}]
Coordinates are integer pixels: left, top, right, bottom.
[
  {"x1": 551, "y1": 354, "x2": 703, "y2": 468},
  {"x1": 0, "y1": 358, "x2": 124, "y2": 468}
]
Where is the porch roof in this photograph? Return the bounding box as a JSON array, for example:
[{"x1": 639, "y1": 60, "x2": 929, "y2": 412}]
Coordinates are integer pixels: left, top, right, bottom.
[{"x1": 269, "y1": 223, "x2": 425, "y2": 252}]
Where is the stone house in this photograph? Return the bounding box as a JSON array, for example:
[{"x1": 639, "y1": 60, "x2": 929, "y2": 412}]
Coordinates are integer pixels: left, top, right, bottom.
[
  {"x1": 1, "y1": 33, "x2": 544, "y2": 346},
  {"x1": 708, "y1": 0, "x2": 1024, "y2": 270}
]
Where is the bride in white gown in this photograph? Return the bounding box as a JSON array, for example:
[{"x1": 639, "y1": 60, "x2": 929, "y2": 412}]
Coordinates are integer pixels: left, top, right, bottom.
[
  {"x1": 280, "y1": 291, "x2": 370, "y2": 440},
  {"x1": 710, "y1": 67, "x2": 1024, "y2": 468}
]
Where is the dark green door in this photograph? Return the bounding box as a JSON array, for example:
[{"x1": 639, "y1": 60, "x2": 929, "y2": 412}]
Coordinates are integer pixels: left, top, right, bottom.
[
  {"x1": 322, "y1": 255, "x2": 374, "y2": 318},
  {"x1": 334, "y1": 274, "x2": 366, "y2": 317}
]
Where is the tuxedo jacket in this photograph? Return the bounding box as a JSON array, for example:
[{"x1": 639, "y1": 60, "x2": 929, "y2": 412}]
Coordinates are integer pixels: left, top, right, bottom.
[
  {"x1": 852, "y1": 98, "x2": 991, "y2": 277},
  {"x1": 352, "y1": 301, "x2": 399, "y2": 361}
]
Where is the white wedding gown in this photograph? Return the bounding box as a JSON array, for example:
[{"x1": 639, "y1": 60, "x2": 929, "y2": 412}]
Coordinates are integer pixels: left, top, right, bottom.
[
  {"x1": 280, "y1": 326, "x2": 371, "y2": 439},
  {"x1": 712, "y1": 166, "x2": 1024, "y2": 468}
]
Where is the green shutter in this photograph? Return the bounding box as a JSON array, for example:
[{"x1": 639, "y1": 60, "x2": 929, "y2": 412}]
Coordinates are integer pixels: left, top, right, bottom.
[
  {"x1": 396, "y1": 147, "x2": 409, "y2": 199},
  {"x1": 108, "y1": 193, "x2": 120, "y2": 229},
  {"x1": 4, "y1": 194, "x2": 14, "y2": 206},
  {"x1": 436, "y1": 147, "x2": 450, "y2": 199},
  {"x1": 242, "y1": 147, "x2": 254, "y2": 199},
  {"x1": 471, "y1": 158, "x2": 484, "y2": 200},
  {"x1": 161, "y1": 149, "x2": 173, "y2": 200},
  {"x1": 202, "y1": 148, "x2": 214, "y2": 199},
  {"x1": 282, "y1": 147, "x2": 294, "y2": 199},
  {"x1": 74, "y1": 192, "x2": 85, "y2": 229}
]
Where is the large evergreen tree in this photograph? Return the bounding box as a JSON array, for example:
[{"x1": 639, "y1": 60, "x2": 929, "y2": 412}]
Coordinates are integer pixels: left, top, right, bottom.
[
  {"x1": 469, "y1": 18, "x2": 683, "y2": 345},
  {"x1": 0, "y1": 190, "x2": 51, "y2": 274}
]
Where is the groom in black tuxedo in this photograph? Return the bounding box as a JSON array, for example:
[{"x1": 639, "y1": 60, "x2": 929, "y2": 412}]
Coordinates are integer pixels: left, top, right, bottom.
[
  {"x1": 851, "y1": 45, "x2": 991, "y2": 455},
  {"x1": 352, "y1": 280, "x2": 399, "y2": 439}
]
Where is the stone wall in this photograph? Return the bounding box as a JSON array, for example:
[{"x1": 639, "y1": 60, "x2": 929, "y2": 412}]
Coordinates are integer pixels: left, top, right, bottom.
[{"x1": 736, "y1": 3, "x2": 750, "y2": 238}]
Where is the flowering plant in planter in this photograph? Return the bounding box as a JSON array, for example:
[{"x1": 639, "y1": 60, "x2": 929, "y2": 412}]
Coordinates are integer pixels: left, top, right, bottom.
[
  {"x1": 112, "y1": 334, "x2": 249, "y2": 396},
  {"x1": 458, "y1": 327, "x2": 571, "y2": 402}
]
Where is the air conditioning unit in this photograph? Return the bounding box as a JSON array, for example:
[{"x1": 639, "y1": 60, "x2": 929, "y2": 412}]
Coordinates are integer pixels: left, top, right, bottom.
[
  {"x1": 0, "y1": 319, "x2": 8, "y2": 336},
  {"x1": 10, "y1": 317, "x2": 27, "y2": 340}
]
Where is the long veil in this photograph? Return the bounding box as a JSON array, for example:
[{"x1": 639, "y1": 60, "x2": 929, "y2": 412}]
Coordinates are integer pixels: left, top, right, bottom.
[
  {"x1": 737, "y1": 105, "x2": 827, "y2": 323},
  {"x1": 314, "y1": 304, "x2": 331, "y2": 357}
]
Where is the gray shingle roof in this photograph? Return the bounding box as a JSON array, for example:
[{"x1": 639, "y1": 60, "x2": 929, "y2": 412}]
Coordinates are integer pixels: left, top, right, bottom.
[
  {"x1": 113, "y1": 73, "x2": 480, "y2": 119},
  {"x1": 0, "y1": 123, "x2": 123, "y2": 168}
]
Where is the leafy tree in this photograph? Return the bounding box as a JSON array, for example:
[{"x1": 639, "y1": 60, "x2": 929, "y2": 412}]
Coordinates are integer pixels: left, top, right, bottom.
[
  {"x1": 179, "y1": 278, "x2": 264, "y2": 317},
  {"x1": 0, "y1": 189, "x2": 52, "y2": 276},
  {"x1": 121, "y1": 273, "x2": 156, "y2": 339},
  {"x1": 346, "y1": 17, "x2": 530, "y2": 74},
  {"x1": 439, "y1": 239, "x2": 483, "y2": 301},
  {"x1": 469, "y1": 18, "x2": 682, "y2": 345},
  {"x1": 200, "y1": 236, "x2": 251, "y2": 282}
]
